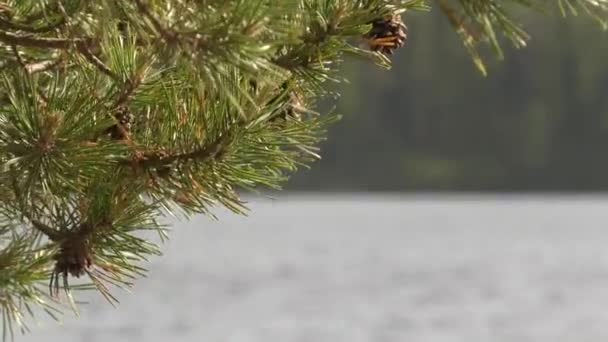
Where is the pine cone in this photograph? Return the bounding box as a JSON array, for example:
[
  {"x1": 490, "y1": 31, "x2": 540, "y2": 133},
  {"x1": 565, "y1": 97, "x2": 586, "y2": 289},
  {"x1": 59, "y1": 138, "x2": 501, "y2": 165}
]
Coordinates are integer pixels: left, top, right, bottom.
[
  {"x1": 50, "y1": 232, "x2": 94, "y2": 296},
  {"x1": 106, "y1": 106, "x2": 134, "y2": 140},
  {"x1": 365, "y1": 14, "x2": 408, "y2": 55}
]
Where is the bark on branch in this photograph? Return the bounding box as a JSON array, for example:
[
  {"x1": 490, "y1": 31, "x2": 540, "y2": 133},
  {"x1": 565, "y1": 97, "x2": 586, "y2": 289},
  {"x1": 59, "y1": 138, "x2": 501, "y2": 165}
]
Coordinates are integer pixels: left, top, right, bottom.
[
  {"x1": 0, "y1": 30, "x2": 86, "y2": 49},
  {"x1": 123, "y1": 133, "x2": 232, "y2": 170}
]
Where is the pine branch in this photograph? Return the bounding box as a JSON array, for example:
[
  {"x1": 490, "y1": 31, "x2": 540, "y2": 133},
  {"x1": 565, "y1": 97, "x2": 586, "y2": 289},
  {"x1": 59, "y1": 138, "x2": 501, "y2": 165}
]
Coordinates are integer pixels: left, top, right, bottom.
[
  {"x1": 437, "y1": 0, "x2": 608, "y2": 74},
  {"x1": 30, "y1": 220, "x2": 60, "y2": 241},
  {"x1": 125, "y1": 133, "x2": 231, "y2": 170},
  {"x1": 78, "y1": 46, "x2": 118, "y2": 81},
  {"x1": 0, "y1": 30, "x2": 118, "y2": 79},
  {"x1": 0, "y1": 236, "x2": 58, "y2": 340},
  {"x1": 24, "y1": 58, "x2": 63, "y2": 74},
  {"x1": 0, "y1": 30, "x2": 84, "y2": 49}
]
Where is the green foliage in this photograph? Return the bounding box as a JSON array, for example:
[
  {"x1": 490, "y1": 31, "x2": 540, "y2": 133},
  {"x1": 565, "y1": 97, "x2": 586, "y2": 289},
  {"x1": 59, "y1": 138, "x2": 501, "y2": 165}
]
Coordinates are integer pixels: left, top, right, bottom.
[
  {"x1": 438, "y1": 0, "x2": 608, "y2": 74},
  {"x1": 0, "y1": 0, "x2": 423, "y2": 338}
]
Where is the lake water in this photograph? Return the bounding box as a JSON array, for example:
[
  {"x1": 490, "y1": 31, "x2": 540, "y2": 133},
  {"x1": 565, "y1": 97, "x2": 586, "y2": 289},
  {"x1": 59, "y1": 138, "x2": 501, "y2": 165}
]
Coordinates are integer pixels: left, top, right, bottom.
[{"x1": 19, "y1": 195, "x2": 608, "y2": 342}]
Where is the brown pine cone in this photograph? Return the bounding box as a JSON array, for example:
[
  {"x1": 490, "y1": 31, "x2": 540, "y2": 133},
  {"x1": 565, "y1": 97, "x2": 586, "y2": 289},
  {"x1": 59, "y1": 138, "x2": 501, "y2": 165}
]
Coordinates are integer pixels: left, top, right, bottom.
[
  {"x1": 365, "y1": 14, "x2": 408, "y2": 55},
  {"x1": 105, "y1": 106, "x2": 134, "y2": 140}
]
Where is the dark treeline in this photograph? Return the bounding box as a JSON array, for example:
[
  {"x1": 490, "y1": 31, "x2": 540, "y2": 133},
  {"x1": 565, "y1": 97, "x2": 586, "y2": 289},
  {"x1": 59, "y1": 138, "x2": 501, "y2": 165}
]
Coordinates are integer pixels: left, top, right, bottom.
[{"x1": 289, "y1": 9, "x2": 608, "y2": 192}]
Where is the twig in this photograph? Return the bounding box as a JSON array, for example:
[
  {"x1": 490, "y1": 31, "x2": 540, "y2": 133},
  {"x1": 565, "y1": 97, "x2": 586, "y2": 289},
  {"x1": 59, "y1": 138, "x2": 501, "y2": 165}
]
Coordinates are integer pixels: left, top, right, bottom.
[
  {"x1": 113, "y1": 75, "x2": 143, "y2": 109},
  {"x1": 9, "y1": 44, "x2": 26, "y2": 69},
  {"x1": 123, "y1": 133, "x2": 231, "y2": 169},
  {"x1": 0, "y1": 30, "x2": 119, "y2": 80},
  {"x1": 8, "y1": 44, "x2": 62, "y2": 76},
  {"x1": 0, "y1": 30, "x2": 85, "y2": 49},
  {"x1": 8, "y1": 45, "x2": 49, "y2": 106},
  {"x1": 77, "y1": 44, "x2": 119, "y2": 81},
  {"x1": 25, "y1": 58, "x2": 63, "y2": 74},
  {"x1": 31, "y1": 220, "x2": 60, "y2": 241},
  {"x1": 437, "y1": 0, "x2": 482, "y2": 42},
  {"x1": 159, "y1": 134, "x2": 229, "y2": 165}
]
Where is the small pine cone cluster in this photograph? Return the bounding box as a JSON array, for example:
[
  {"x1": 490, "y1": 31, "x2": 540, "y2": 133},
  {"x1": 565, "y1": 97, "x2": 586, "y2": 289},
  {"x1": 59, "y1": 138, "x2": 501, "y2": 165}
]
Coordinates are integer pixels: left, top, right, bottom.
[
  {"x1": 106, "y1": 106, "x2": 134, "y2": 140},
  {"x1": 364, "y1": 13, "x2": 408, "y2": 55},
  {"x1": 50, "y1": 233, "x2": 93, "y2": 295},
  {"x1": 54, "y1": 241, "x2": 92, "y2": 278}
]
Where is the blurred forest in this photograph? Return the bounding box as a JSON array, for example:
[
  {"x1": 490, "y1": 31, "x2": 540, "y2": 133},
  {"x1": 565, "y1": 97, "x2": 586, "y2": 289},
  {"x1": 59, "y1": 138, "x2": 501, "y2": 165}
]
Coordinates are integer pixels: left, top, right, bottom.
[{"x1": 289, "y1": 7, "x2": 608, "y2": 192}]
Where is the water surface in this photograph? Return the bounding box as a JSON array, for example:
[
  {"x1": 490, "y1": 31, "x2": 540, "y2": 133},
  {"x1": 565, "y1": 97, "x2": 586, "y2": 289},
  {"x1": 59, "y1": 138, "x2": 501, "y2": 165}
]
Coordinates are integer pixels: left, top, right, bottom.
[{"x1": 20, "y1": 195, "x2": 608, "y2": 342}]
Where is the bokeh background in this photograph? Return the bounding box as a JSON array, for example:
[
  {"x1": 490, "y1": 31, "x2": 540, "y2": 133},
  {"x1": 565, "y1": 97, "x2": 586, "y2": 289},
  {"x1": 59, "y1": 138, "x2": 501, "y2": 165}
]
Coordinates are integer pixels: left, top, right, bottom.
[
  {"x1": 20, "y1": 7, "x2": 608, "y2": 342},
  {"x1": 290, "y1": 9, "x2": 608, "y2": 192}
]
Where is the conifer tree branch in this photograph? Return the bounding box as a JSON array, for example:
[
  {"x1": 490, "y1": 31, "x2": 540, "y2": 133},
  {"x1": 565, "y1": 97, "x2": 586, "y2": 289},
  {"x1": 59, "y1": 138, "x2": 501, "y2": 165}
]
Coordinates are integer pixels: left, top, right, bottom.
[
  {"x1": 122, "y1": 132, "x2": 231, "y2": 170},
  {"x1": 0, "y1": 30, "x2": 84, "y2": 49},
  {"x1": 78, "y1": 45, "x2": 119, "y2": 81},
  {"x1": 0, "y1": 31, "x2": 116, "y2": 79},
  {"x1": 30, "y1": 219, "x2": 60, "y2": 241},
  {"x1": 24, "y1": 58, "x2": 63, "y2": 74}
]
